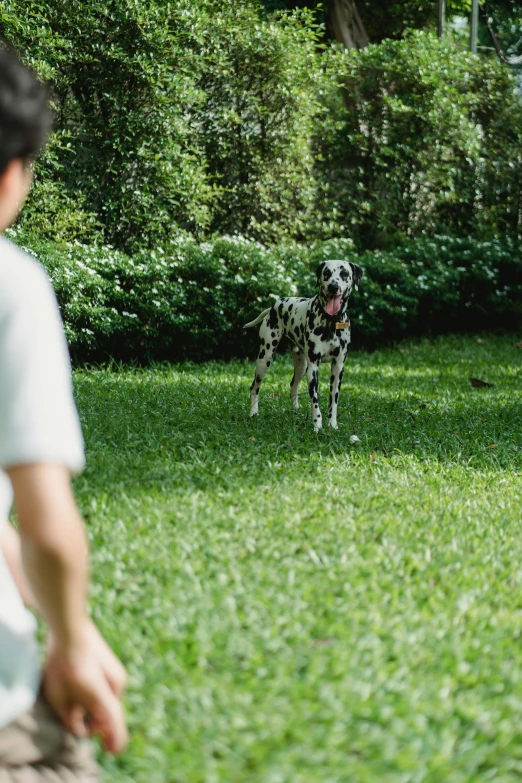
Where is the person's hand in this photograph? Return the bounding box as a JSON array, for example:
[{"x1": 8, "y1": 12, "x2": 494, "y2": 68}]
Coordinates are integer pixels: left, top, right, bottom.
[{"x1": 42, "y1": 619, "x2": 128, "y2": 753}]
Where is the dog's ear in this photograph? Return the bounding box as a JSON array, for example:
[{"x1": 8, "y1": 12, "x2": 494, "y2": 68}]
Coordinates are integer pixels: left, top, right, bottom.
[
  {"x1": 316, "y1": 262, "x2": 325, "y2": 287},
  {"x1": 349, "y1": 263, "x2": 363, "y2": 291}
]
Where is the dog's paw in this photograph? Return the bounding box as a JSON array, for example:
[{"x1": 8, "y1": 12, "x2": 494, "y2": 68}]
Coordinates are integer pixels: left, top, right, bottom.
[
  {"x1": 328, "y1": 422, "x2": 338, "y2": 430},
  {"x1": 249, "y1": 409, "x2": 259, "y2": 418}
]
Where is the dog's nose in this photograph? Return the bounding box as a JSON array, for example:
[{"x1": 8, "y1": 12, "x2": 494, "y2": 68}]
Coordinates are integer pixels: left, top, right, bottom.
[{"x1": 327, "y1": 282, "x2": 340, "y2": 295}]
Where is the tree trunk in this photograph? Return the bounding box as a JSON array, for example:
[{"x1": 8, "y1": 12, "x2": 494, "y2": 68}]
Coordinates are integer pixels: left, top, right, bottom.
[{"x1": 328, "y1": 0, "x2": 369, "y2": 49}]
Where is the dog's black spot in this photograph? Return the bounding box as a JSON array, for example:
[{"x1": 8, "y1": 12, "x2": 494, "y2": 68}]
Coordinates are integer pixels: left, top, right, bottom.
[
  {"x1": 256, "y1": 374, "x2": 262, "y2": 383},
  {"x1": 258, "y1": 349, "x2": 265, "y2": 360},
  {"x1": 267, "y1": 360, "x2": 271, "y2": 367},
  {"x1": 335, "y1": 392, "x2": 339, "y2": 403},
  {"x1": 332, "y1": 345, "x2": 341, "y2": 358},
  {"x1": 308, "y1": 344, "x2": 321, "y2": 364},
  {"x1": 288, "y1": 303, "x2": 293, "y2": 312},
  {"x1": 308, "y1": 372, "x2": 319, "y2": 395},
  {"x1": 260, "y1": 337, "x2": 265, "y2": 346},
  {"x1": 269, "y1": 309, "x2": 278, "y2": 329},
  {"x1": 272, "y1": 340, "x2": 278, "y2": 347}
]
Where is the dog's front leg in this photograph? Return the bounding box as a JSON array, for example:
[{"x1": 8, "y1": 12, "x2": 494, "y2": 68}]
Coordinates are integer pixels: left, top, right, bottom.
[
  {"x1": 328, "y1": 360, "x2": 344, "y2": 430},
  {"x1": 306, "y1": 362, "x2": 322, "y2": 431}
]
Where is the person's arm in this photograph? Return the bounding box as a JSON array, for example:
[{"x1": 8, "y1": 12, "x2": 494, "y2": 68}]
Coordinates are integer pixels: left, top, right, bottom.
[
  {"x1": 7, "y1": 463, "x2": 89, "y2": 646},
  {"x1": 6, "y1": 462, "x2": 128, "y2": 753}
]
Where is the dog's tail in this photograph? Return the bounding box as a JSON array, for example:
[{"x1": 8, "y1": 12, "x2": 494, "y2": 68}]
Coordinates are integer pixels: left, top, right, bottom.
[{"x1": 244, "y1": 308, "x2": 271, "y2": 329}]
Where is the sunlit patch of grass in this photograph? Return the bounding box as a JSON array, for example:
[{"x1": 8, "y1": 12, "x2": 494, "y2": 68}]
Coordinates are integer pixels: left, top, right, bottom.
[{"x1": 73, "y1": 334, "x2": 522, "y2": 782}]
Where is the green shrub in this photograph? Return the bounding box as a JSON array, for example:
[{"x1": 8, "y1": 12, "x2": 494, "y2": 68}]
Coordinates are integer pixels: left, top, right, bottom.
[
  {"x1": 9, "y1": 230, "x2": 522, "y2": 363},
  {"x1": 314, "y1": 31, "x2": 522, "y2": 248}
]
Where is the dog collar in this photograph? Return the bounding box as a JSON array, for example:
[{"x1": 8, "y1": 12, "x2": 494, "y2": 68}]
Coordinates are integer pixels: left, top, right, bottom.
[{"x1": 336, "y1": 322, "x2": 349, "y2": 330}]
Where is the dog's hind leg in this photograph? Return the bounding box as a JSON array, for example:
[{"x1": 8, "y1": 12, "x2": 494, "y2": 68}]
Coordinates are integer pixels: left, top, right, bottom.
[
  {"x1": 289, "y1": 348, "x2": 307, "y2": 410},
  {"x1": 249, "y1": 317, "x2": 281, "y2": 417}
]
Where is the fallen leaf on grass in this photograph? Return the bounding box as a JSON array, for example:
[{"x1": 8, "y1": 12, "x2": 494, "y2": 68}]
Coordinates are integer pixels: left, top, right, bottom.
[
  {"x1": 517, "y1": 342, "x2": 522, "y2": 350},
  {"x1": 267, "y1": 393, "x2": 281, "y2": 398},
  {"x1": 371, "y1": 451, "x2": 377, "y2": 461},
  {"x1": 486, "y1": 444, "x2": 498, "y2": 449},
  {"x1": 469, "y1": 377, "x2": 493, "y2": 388},
  {"x1": 312, "y1": 638, "x2": 335, "y2": 647},
  {"x1": 476, "y1": 338, "x2": 486, "y2": 344}
]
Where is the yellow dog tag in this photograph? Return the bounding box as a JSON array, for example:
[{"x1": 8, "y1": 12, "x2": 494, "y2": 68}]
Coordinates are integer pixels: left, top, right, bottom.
[{"x1": 336, "y1": 322, "x2": 349, "y2": 330}]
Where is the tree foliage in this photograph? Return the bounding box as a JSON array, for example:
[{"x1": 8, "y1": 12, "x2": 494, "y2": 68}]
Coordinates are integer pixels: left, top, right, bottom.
[
  {"x1": 0, "y1": 2, "x2": 520, "y2": 252},
  {"x1": 0, "y1": 0, "x2": 324, "y2": 248},
  {"x1": 314, "y1": 31, "x2": 522, "y2": 248}
]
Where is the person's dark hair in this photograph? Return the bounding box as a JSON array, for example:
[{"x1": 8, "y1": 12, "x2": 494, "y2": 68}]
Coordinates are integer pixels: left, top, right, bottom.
[{"x1": 0, "y1": 43, "x2": 52, "y2": 175}]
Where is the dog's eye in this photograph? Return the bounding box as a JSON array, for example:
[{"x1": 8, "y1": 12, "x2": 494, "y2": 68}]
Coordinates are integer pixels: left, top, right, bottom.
[
  {"x1": 323, "y1": 269, "x2": 332, "y2": 281},
  {"x1": 339, "y1": 269, "x2": 348, "y2": 281}
]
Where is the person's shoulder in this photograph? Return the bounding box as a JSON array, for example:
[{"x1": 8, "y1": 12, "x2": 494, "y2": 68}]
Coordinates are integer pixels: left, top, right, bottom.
[{"x1": 0, "y1": 236, "x2": 55, "y2": 312}]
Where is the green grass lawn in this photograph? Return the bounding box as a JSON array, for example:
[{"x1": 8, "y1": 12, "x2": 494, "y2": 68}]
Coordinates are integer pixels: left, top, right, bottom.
[{"x1": 73, "y1": 334, "x2": 522, "y2": 783}]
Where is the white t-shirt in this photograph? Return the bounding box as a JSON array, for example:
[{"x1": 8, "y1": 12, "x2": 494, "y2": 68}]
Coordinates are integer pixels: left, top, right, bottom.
[{"x1": 0, "y1": 235, "x2": 85, "y2": 728}]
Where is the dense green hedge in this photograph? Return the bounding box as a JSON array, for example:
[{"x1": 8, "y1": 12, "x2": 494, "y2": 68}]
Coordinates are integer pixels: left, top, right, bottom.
[
  {"x1": 1, "y1": 5, "x2": 521, "y2": 250},
  {"x1": 10, "y1": 230, "x2": 522, "y2": 363},
  {"x1": 0, "y1": 1, "x2": 324, "y2": 248},
  {"x1": 315, "y1": 31, "x2": 522, "y2": 248}
]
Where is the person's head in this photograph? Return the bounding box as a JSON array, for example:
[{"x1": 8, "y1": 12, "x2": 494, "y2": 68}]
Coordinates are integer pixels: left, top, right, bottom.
[{"x1": 0, "y1": 43, "x2": 52, "y2": 231}]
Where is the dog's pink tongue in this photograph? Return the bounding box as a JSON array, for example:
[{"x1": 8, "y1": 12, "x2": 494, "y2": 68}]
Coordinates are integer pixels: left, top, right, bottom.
[{"x1": 326, "y1": 295, "x2": 342, "y2": 316}]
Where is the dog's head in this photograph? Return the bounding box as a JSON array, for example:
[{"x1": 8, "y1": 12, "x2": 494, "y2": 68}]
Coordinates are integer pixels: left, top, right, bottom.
[{"x1": 316, "y1": 260, "x2": 363, "y2": 317}]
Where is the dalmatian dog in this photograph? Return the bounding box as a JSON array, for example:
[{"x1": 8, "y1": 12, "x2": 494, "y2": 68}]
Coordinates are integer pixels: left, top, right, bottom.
[{"x1": 244, "y1": 260, "x2": 363, "y2": 431}]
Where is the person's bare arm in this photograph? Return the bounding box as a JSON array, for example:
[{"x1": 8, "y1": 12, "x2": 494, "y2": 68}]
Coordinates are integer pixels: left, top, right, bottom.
[
  {"x1": 7, "y1": 463, "x2": 89, "y2": 647},
  {"x1": 5, "y1": 463, "x2": 128, "y2": 752}
]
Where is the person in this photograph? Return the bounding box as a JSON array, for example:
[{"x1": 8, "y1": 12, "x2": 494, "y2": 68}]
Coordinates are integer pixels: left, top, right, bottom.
[{"x1": 0, "y1": 43, "x2": 128, "y2": 781}]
